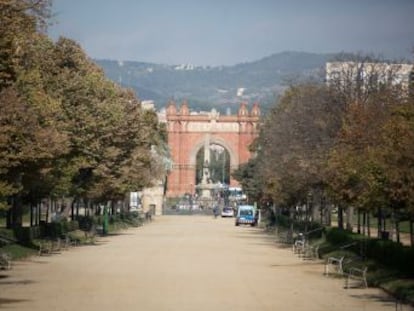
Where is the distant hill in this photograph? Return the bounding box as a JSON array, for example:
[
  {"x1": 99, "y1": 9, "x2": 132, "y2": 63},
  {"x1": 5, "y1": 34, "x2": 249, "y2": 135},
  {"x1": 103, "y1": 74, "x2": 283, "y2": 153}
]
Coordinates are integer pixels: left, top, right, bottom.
[{"x1": 95, "y1": 51, "x2": 336, "y2": 112}]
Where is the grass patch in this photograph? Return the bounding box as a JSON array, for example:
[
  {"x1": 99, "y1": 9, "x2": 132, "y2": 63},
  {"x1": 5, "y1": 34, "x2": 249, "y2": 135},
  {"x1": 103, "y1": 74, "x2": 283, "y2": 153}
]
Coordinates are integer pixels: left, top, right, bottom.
[
  {"x1": 381, "y1": 279, "x2": 414, "y2": 303},
  {"x1": 1, "y1": 243, "x2": 37, "y2": 260},
  {"x1": 331, "y1": 213, "x2": 411, "y2": 234},
  {"x1": 0, "y1": 227, "x2": 15, "y2": 240}
]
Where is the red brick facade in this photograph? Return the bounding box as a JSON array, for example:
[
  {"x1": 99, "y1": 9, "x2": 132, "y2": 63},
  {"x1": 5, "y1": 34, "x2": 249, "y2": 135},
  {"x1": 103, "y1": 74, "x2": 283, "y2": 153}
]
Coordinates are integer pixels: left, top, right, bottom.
[{"x1": 166, "y1": 101, "x2": 260, "y2": 197}]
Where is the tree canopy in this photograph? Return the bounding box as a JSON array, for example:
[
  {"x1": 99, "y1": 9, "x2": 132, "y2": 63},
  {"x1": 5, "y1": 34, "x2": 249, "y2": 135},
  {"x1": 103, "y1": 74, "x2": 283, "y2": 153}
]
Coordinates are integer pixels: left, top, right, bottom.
[
  {"x1": 0, "y1": 0, "x2": 166, "y2": 226},
  {"x1": 233, "y1": 57, "x2": 414, "y2": 240}
]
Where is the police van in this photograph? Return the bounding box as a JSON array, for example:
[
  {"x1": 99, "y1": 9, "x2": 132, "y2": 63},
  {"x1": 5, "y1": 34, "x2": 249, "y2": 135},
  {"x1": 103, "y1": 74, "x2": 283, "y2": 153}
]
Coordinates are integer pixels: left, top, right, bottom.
[{"x1": 235, "y1": 205, "x2": 257, "y2": 226}]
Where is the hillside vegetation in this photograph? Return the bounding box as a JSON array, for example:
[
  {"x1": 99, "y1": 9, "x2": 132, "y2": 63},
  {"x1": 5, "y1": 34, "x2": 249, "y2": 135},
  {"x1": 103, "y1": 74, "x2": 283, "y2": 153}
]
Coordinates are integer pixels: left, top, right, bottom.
[{"x1": 96, "y1": 51, "x2": 334, "y2": 112}]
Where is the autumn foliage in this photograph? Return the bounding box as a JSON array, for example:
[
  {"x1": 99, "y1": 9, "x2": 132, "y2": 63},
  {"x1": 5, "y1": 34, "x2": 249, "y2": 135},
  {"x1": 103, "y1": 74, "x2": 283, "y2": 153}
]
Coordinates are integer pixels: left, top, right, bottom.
[
  {"x1": 234, "y1": 60, "x2": 414, "y2": 244},
  {"x1": 0, "y1": 1, "x2": 166, "y2": 227}
]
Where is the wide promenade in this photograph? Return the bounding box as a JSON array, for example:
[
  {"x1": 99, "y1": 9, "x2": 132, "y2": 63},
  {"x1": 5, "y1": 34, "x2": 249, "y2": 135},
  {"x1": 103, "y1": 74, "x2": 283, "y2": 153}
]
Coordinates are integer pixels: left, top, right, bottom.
[{"x1": 0, "y1": 216, "x2": 411, "y2": 311}]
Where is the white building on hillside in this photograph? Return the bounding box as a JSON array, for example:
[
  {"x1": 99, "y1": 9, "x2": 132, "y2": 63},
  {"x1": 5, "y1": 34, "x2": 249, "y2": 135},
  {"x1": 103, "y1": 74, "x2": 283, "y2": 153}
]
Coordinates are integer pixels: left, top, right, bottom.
[{"x1": 326, "y1": 61, "x2": 414, "y2": 93}]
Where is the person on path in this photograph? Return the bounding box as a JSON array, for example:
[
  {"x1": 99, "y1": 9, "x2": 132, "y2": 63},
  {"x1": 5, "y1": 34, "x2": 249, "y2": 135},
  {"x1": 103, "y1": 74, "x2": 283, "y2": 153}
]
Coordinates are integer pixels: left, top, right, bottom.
[{"x1": 213, "y1": 205, "x2": 219, "y2": 218}]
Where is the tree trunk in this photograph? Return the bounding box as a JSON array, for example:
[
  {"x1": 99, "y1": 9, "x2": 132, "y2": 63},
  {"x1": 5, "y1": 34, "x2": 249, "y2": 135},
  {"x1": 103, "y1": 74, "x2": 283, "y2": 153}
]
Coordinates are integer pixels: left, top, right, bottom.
[
  {"x1": 346, "y1": 206, "x2": 354, "y2": 232},
  {"x1": 410, "y1": 219, "x2": 413, "y2": 247},
  {"x1": 357, "y1": 209, "x2": 361, "y2": 234},
  {"x1": 391, "y1": 210, "x2": 396, "y2": 241},
  {"x1": 6, "y1": 207, "x2": 12, "y2": 229},
  {"x1": 76, "y1": 201, "x2": 80, "y2": 218},
  {"x1": 396, "y1": 220, "x2": 400, "y2": 244},
  {"x1": 6, "y1": 173, "x2": 24, "y2": 229},
  {"x1": 362, "y1": 212, "x2": 366, "y2": 236},
  {"x1": 326, "y1": 204, "x2": 332, "y2": 226},
  {"x1": 85, "y1": 199, "x2": 89, "y2": 216},
  {"x1": 60, "y1": 197, "x2": 71, "y2": 219},
  {"x1": 367, "y1": 212, "x2": 371, "y2": 238},
  {"x1": 45, "y1": 199, "x2": 50, "y2": 224},
  {"x1": 111, "y1": 201, "x2": 115, "y2": 215},
  {"x1": 377, "y1": 207, "x2": 381, "y2": 238},
  {"x1": 30, "y1": 204, "x2": 33, "y2": 227},
  {"x1": 7, "y1": 193, "x2": 23, "y2": 229},
  {"x1": 37, "y1": 202, "x2": 41, "y2": 225},
  {"x1": 338, "y1": 205, "x2": 344, "y2": 230}
]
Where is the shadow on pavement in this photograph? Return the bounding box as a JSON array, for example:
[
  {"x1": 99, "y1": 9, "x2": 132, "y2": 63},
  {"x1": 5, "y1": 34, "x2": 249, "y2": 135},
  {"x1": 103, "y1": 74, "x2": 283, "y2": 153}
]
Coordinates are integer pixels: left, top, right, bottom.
[
  {"x1": 349, "y1": 293, "x2": 398, "y2": 308},
  {"x1": 0, "y1": 279, "x2": 36, "y2": 286},
  {"x1": 0, "y1": 297, "x2": 31, "y2": 307}
]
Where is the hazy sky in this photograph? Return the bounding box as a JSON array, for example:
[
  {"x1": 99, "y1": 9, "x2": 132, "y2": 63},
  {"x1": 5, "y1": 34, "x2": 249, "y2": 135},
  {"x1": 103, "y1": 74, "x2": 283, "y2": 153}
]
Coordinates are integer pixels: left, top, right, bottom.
[{"x1": 49, "y1": 0, "x2": 414, "y2": 66}]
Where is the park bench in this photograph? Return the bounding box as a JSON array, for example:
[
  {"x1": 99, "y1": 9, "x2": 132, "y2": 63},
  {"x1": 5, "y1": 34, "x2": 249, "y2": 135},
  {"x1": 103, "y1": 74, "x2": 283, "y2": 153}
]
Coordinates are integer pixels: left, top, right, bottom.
[
  {"x1": 346, "y1": 266, "x2": 368, "y2": 288},
  {"x1": 293, "y1": 233, "x2": 318, "y2": 259},
  {"x1": 60, "y1": 235, "x2": 73, "y2": 250},
  {"x1": 302, "y1": 244, "x2": 320, "y2": 260},
  {"x1": 0, "y1": 252, "x2": 12, "y2": 270},
  {"x1": 275, "y1": 230, "x2": 294, "y2": 245},
  {"x1": 66, "y1": 234, "x2": 81, "y2": 246},
  {"x1": 324, "y1": 241, "x2": 360, "y2": 276},
  {"x1": 84, "y1": 229, "x2": 96, "y2": 244},
  {"x1": 66, "y1": 230, "x2": 92, "y2": 246},
  {"x1": 52, "y1": 238, "x2": 62, "y2": 252},
  {"x1": 324, "y1": 256, "x2": 344, "y2": 276},
  {"x1": 38, "y1": 240, "x2": 53, "y2": 255},
  {"x1": 38, "y1": 238, "x2": 63, "y2": 255},
  {"x1": 293, "y1": 228, "x2": 323, "y2": 260},
  {"x1": 293, "y1": 239, "x2": 306, "y2": 255}
]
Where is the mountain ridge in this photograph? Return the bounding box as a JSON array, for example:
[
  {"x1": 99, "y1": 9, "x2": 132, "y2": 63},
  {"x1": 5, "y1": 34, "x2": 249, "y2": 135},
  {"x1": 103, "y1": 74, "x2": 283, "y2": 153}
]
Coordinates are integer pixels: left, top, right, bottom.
[{"x1": 95, "y1": 51, "x2": 337, "y2": 112}]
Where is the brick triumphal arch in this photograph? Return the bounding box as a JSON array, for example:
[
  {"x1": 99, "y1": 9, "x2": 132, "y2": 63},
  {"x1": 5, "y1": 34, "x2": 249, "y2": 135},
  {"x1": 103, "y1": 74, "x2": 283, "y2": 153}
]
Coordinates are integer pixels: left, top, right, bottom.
[{"x1": 166, "y1": 101, "x2": 260, "y2": 197}]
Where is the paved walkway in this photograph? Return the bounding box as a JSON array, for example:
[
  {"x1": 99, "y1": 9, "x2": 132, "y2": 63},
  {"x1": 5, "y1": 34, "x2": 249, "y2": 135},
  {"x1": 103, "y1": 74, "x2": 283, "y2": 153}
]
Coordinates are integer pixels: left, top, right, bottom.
[{"x1": 0, "y1": 216, "x2": 412, "y2": 311}]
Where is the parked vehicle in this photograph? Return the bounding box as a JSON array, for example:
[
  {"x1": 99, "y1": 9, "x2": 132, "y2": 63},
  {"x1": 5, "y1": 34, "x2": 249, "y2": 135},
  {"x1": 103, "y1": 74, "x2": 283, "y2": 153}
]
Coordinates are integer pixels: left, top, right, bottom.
[
  {"x1": 235, "y1": 205, "x2": 256, "y2": 226},
  {"x1": 221, "y1": 207, "x2": 234, "y2": 217},
  {"x1": 228, "y1": 187, "x2": 247, "y2": 202}
]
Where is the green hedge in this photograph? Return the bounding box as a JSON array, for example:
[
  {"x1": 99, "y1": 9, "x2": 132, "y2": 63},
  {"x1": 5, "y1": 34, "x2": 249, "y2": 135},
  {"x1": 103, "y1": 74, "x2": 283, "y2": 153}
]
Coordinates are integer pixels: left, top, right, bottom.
[
  {"x1": 275, "y1": 215, "x2": 324, "y2": 239},
  {"x1": 13, "y1": 226, "x2": 44, "y2": 244},
  {"x1": 12, "y1": 220, "x2": 80, "y2": 243},
  {"x1": 366, "y1": 239, "x2": 414, "y2": 276},
  {"x1": 76, "y1": 215, "x2": 98, "y2": 230},
  {"x1": 325, "y1": 227, "x2": 355, "y2": 245},
  {"x1": 326, "y1": 227, "x2": 414, "y2": 277},
  {"x1": 44, "y1": 219, "x2": 79, "y2": 238}
]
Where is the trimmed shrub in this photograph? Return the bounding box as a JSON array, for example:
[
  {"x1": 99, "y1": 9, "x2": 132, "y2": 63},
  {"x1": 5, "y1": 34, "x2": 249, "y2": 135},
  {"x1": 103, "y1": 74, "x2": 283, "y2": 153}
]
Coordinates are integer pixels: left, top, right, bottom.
[
  {"x1": 275, "y1": 215, "x2": 324, "y2": 239},
  {"x1": 366, "y1": 239, "x2": 414, "y2": 277},
  {"x1": 275, "y1": 214, "x2": 292, "y2": 228},
  {"x1": 76, "y1": 215, "x2": 97, "y2": 230},
  {"x1": 325, "y1": 227, "x2": 354, "y2": 245},
  {"x1": 324, "y1": 228, "x2": 414, "y2": 277},
  {"x1": 62, "y1": 219, "x2": 79, "y2": 232},
  {"x1": 41, "y1": 219, "x2": 80, "y2": 238},
  {"x1": 13, "y1": 226, "x2": 43, "y2": 244}
]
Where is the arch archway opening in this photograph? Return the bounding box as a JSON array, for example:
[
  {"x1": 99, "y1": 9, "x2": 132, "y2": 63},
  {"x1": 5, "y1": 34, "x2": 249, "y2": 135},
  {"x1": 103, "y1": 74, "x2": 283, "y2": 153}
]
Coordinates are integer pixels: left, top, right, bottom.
[{"x1": 195, "y1": 143, "x2": 230, "y2": 187}]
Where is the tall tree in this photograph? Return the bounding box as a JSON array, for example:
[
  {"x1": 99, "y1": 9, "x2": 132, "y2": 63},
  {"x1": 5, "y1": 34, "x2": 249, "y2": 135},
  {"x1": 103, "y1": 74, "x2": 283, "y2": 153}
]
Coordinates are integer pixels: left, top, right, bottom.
[
  {"x1": 0, "y1": 0, "x2": 51, "y2": 89},
  {"x1": 251, "y1": 84, "x2": 342, "y2": 220},
  {"x1": 380, "y1": 102, "x2": 414, "y2": 244}
]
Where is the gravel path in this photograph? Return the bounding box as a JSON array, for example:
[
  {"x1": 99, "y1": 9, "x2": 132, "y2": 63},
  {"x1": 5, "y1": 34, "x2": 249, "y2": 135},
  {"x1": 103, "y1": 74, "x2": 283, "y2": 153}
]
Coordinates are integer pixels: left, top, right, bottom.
[{"x1": 0, "y1": 216, "x2": 412, "y2": 311}]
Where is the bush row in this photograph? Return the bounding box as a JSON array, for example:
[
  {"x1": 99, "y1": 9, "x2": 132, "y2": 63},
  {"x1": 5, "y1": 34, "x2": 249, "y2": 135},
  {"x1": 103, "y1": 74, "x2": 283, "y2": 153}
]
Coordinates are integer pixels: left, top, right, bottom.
[
  {"x1": 13, "y1": 226, "x2": 44, "y2": 244},
  {"x1": 275, "y1": 214, "x2": 325, "y2": 239},
  {"x1": 44, "y1": 220, "x2": 80, "y2": 238},
  {"x1": 326, "y1": 227, "x2": 414, "y2": 277},
  {"x1": 10, "y1": 211, "x2": 144, "y2": 245},
  {"x1": 12, "y1": 220, "x2": 80, "y2": 243}
]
